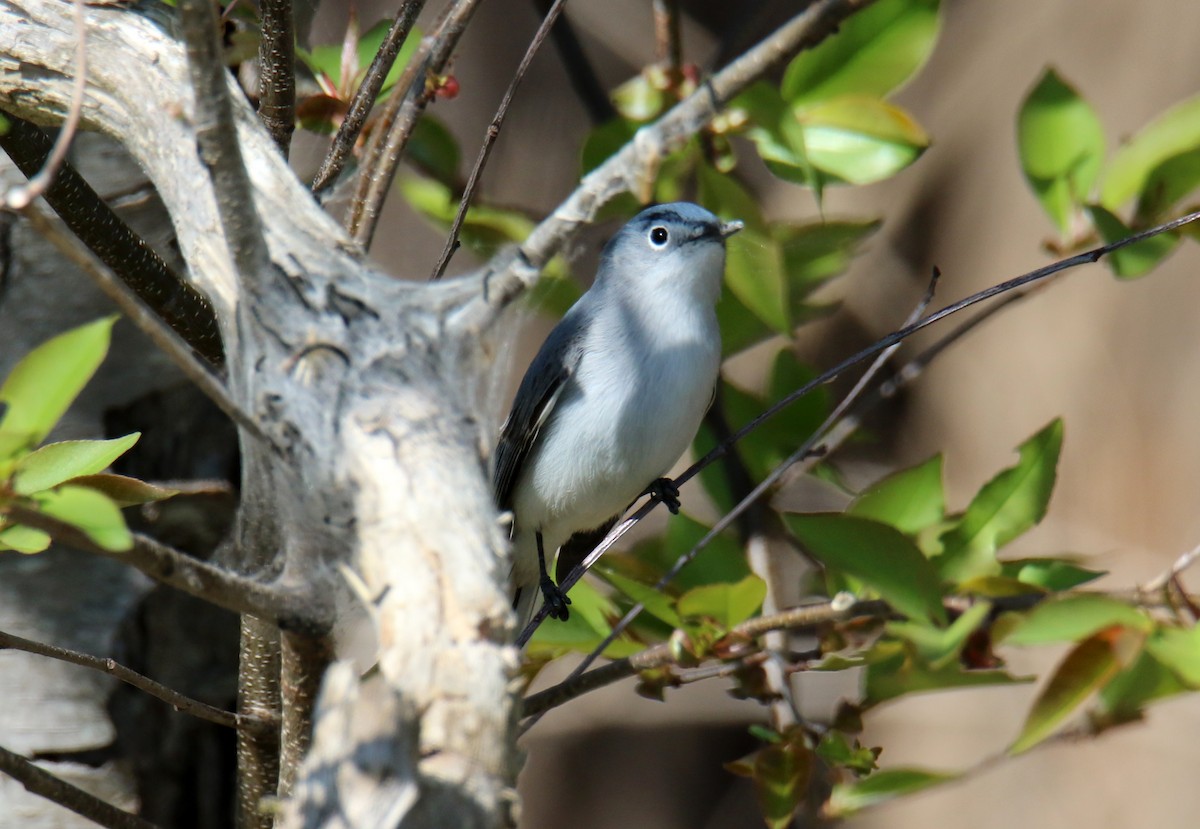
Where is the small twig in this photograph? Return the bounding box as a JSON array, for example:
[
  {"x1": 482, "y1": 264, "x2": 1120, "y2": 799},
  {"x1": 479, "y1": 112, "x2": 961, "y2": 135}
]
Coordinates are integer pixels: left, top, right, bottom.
[
  {"x1": 348, "y1": 0, "x2": 484, "y2": 248},
  {"x1": 257, "y1": 0, "x2": 297, "y2": 156},
  {"x1": 652, "y1": 0, "x2": 683, "y2": 82},
  {"x1": 3, "y1": 507, "x2": 331, "y2": 634},
  {"x1": 522, "y1": 598, "x2": 888, "y2": 719},
  {"x1": 178, "y1": 0, "x2": 266, "y2": 281},
  {"x1": 532, "y1": 0, "x2": 615, "y2": 125},
  {"x1": 2, "y1": 0, "x2": 86, "y2": 211},
  {"x1": 18, "y1": 206, "x2": 264, "y2": 445},
  {"x1": 312, "y1": 0, "x2": 428, "y2": 194},
  {"x1": 0, "y1": 628, "x2": 241, "y2": 730},
  {"x1": 430, "y1": 0, "x2": 570, "y2": 279},
  {"x1": 0, "y1": 743, "x2": 159, "y2": 829},
  {"x1": 1141, "y1": 542, "x2": 1200, "y2": 594},
  {"x1": 0, "y1": 114, "x2": 224, "y2": 366}
]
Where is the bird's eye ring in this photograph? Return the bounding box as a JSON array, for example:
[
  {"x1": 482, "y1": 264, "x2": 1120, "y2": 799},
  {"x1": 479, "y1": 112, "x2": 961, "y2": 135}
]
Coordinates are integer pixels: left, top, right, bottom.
[{"x1": 649, "y1": 226, "x2": 669, "y2": 247}]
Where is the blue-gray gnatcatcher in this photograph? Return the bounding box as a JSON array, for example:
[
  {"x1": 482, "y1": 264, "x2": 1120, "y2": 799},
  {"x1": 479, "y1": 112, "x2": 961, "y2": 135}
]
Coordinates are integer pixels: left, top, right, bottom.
[{"x1": 494, "y1": 202, "x2": 743, "y2": 626}]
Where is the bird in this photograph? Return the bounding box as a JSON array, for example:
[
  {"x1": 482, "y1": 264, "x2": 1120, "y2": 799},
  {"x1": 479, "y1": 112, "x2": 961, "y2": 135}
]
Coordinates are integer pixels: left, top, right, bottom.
[{"x1": 493, "y1": 202, "x2": 743, "y2": 629}]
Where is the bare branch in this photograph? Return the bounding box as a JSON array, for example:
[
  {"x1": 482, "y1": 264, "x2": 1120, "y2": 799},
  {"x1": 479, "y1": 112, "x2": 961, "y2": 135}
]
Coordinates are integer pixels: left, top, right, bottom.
[
  {"x1": 18, "y1": 206, "x2": 261, "y2": 442},
  {"x1": 430, "y1": 0, "x2": 569, "y2": 279},
  {"x1": 347, "y1": 0, "x2": 484, "y2": 248},
  {"x1": 0, "y1": 743, "x2": 159, "y2": 829},
  {"x1": 0, "y1": 628, "x2": 241, "y2": 730},
  {"x1": 178, "y1": 0, "x2": 267, "y2": 281},
  {"x1": 4, "y1": 507, "x2": 331, "y2": 633},
  {"x1": 653, "y1": 0, "x2": 682, "y2": 81},
  {"x1": 1, "y1": 0, "x2": 86, "y2": 210},
  {"x1": 258, "y1": 0, "x2": 297, "y2": 156},
  {"x1": 1142, "y1": 542, "x2": 1200, "y2": 594},
  {"x1": 532, "y1": 0, "x2": 615, "y2": 125},
  {"x1": 311, "y1": 0, "x2": 428, "y2": 195},
  {"x1": 0, "y1": 114, "x2": 225, "y2": 366}
]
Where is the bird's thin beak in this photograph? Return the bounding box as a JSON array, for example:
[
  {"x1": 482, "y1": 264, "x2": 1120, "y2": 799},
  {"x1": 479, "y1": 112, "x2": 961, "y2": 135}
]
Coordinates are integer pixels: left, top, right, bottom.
[{"x1": 719, "y1": 219, "x2": 745, "y2": 238}]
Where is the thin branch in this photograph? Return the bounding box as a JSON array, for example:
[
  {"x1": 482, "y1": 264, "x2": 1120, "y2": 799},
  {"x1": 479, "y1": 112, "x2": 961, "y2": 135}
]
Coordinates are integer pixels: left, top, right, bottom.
[
  {"x1": 0, "y1": 114, "x2": 224, "y2": 367},
  {"x1": 522, "y1": 598, "x2": 888, "y2": 719},
  {"x1": 1, "y1": 0, "x2": 86, "y2": 211},
  {"x1": 257, "y1": 0, "x2": 297, "y2": 156},
  {"x1": 177, "y1": 0, "x2": 266, "y2": 281},
  {"x1": 532, "y1": 0, "x2": 616, "y2": 125},
  {"x1": 347, "y1": 0, "x2": 484, "y2": 248},
  {"x1": 1141, "y1": 541, "x2": 1200, "y2": 593},
  {"x1": 18, "y1": 206, "x2": 262, "y2": 444},
  {"x1": 653, "y1": 0, "x2": 683, "y2": 82},
  {"x1": 0, "y1": 743, "x2": 159, "y2": 829},
  {"x1": 3, "y1": 507, "x2": 331, "y2": 634},
  {"x1": 430, "y1": 0, "x2": 570, "y2": 279},
  {"x1": 311, "y1": 0, "x2": 428, "y2": 195},
  {"x1": 0, "y1": 628, "x2": 241, "y2": 730}
]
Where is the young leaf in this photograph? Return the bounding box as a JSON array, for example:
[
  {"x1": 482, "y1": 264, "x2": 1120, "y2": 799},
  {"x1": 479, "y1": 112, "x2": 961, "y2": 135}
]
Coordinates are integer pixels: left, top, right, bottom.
[
  {"x1": 36, "y1": 485, "x2": 132, "y2": 552},
  {"x1": 886, "y1": 601, "x2": 991, "y2": 669},
  {"x1": 1101, "y1": 93, "x2": 1200, "y2": 209},
  {"x1": 527, "y1": 579, "x2": 641, "y2": 658},
  {"x1": 849, "y1": 454, "x2": 945, "y2": 535},
  {"x1": 1099, "y1": 648, "x2": 1189, "y2": 720},
  {"x1": 1017, "y1": 69, "x2": 1105, "y2": 235},
  {"x1": 797, "y1": 97, "x2": 929, "y2": 185},
  {"x1": 0, "y1": 523, "x2": 52, "y2": 554},
  {"x1": 782, "y1": 0, "x2": 941, "y2": 105},
  {"x1": 1003, "y1": 558, "x2": 1106, "y2": 591},
  {"x1": 1000, "y1": 594, "x2": 1151, "y2": 646},
  {"x1": 827, "y1": 767, "x2": 956, "y2": 817},
  {"x1": 1009, "y1": 628, "x2": 1138, "y2": 754},
  {"x1": 66, "y1": 474, "x2": 179, "y2": 508},
  {"x1": 1086, "y1": 204, "x2": 1180, "y2": 278},
  {"x1": 1134, "y1": 147, "x2": 1200, "y2": 222},
  {"x1": 12, "y1": 434, "x2": 140, "y2": 495},
  {"x1": 777, "y1": 219, "x2": 881, "y2": 301},
  {"x1": 934, "y1": 419, "x2": 1063, "y2": 583},
  {"x1": 0, "y1": 317, "x2": 116, "y2": 458},
  {"x1": 597, "y1": 568, "x2": 682, "y2": 627},
  {"x1": 726, "y1": 729, "x2": 812, "y2": 829},
  {"x1": 785, "y1": 513, "x2": 947, "y2": 624},
  {"x1": 676, "y1": 575, "x2": 766, "y2": 628},
  {"x1": 864, "y1": 638, "x2": 1026, "y2": 705},
  {"x1": 1144, "y1": 624, "x2": 1200, "y2": 686}
]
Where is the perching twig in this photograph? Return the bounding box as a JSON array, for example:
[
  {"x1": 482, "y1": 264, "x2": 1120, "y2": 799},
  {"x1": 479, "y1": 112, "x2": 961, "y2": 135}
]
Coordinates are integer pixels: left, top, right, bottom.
[
  {"x1": 311, "y1": 0, "x2": 428, "y2": 194},
  {"x1": 0, "y1": 743, "x2": 159, "y2": 829},
  {"x1": 0, "y1": 114, "x2": 224, "y2": 366},
  {"x1": 257, "y1": 0, "x2": 297, "y2": 156},
  {"x1": 348, "y1": 0, "x2": 484, "y2": 248},
  {"x1": 0, "y1": 628, "x2": 241, "y2": 730},
  {"x1": 430, "y1": 0, "x2": 571, "y2": 279},
  {"x1": 19, "y1": 206, "x2": 262, "y2": 444},
  {"x1": 2, "y1": 0, "x2": 86, "y2": 211},
  {"x1": 178, "y1": 0, "x2": 266, "y2": 282},
  {"x1": 1141, "y1": 542, "x2": 1200, "y2": 594},
  {"x1": 3, "y1": 507, "x2": 330, "y2": 634}
]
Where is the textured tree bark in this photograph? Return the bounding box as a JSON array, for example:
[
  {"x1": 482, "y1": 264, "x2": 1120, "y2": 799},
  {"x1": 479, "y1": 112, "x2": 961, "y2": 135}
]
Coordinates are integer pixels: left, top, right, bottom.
[{"x1": 1, "y1": 2, "x2": 521, "y2": 826}]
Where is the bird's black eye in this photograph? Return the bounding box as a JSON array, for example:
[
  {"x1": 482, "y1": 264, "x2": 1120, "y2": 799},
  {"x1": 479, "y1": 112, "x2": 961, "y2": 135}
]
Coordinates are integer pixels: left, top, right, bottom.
[{"x1": 649, "y1": 226, "x2": 669, "y2": 247}]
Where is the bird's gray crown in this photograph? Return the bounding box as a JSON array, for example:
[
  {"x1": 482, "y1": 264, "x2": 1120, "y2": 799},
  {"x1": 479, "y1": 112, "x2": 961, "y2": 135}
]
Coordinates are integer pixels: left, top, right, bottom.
[{"x1": 596, "y1": 202, "x2": 742, "y2": 286}]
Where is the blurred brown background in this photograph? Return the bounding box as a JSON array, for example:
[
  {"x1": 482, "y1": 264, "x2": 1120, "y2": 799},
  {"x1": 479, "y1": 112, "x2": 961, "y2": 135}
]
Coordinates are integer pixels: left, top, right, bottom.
[{"x1": 337, "y1": 0, "x2": 1200, "y2": 825}]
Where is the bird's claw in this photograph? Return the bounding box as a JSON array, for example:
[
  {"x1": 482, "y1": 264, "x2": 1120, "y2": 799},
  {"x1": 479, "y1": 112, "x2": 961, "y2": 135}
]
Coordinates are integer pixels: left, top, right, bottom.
[
  {"x1": 644, "y1": 477, "x2": 681, "y2": 514},
  {"x1": 539, "y1": 575, "x2": 572, "y2": 620}
]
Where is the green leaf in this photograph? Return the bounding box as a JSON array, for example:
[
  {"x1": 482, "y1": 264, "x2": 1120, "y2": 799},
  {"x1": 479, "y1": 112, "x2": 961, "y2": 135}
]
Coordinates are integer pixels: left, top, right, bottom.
[
  {"x1": 1010, "y1": 630, "x2": 1133, "y2": 754},
  {"x1": 1086, "y1": 204, "x2": 1180, "y2": 279},
  {"x1": 782, "y1": 0, "x2": 941, "y2": 105},
  {"x1": 827, "y1": 768, "x2": 956, "y2": 817},
  {"x1": 1101, "y1": 93, "x2": 1200, "y2": 209},
  {"x1": 0, "y1": 523, "x2": 51, "y2": 554},
  {"x1": 1099, "y1": 648, "x2": 1189, "y2": 719},
  {"x1": 1017, "y1": 69, "x2": 1105, "y2": 235},
  {"x1": 398, "y1": 174, "x2": 536, "y2": 258},
  {"x1": 864, "y1": 638, "x2": 1026, "y2": 705},
  {"x1": 814, "y1": 732, "x2": 880, "y2": 775},
  {"x1": 527, "y1": 579, "x2": 640, "y2": 658},
  {"x1": 612, "y1": 72, "x2": 666, "y2": 122},
  {"x1": 849, "y1": 454, "x2": 944, "y2": 535},
  {"x1": 598, "y1": 568, "x2": 681, "y2": 627},
  {"x1": 66, "y1": 474, "x2": 179, "y2": 508},
  {"x1": 886, "y1": 601, "x2": 991, "y2": 669},
  {"x1": 36, "y1": 485, "x2": 132, "y2": 552},
  {"x1": 777, "y1": 219, "x2": 881, "y2": 304},
  {"x1": 0, "y1": 317, "x2": 116, "y2": 459},
  {"x1": 407, "y1": 117, "x2": 460, "y2": 185},
  {"x1": 12, "y1": 434, "x2": 140, "y2": 495},
  {"x1": 714, "y1": 282, "x2": 775, "y2": 355},
  {"x1": 677, "y1": 575, "x2": 766, "y2": 628},
  {"x1": 726, "y1": 729, "x2": 812, "y2": 829},
  {"x1": 785, "y1": 513, "x2": 946, "y2": 624},
  {"x1": 1000, "y1": 594, "x2": 1151, "y2": 646},
  {"x1": 1003, "y1": 558, "x2": 1106, "y2": 591},
  {"x1": 1134, "y1": 148, "x2": 1200, "y2": 222},
  {"x1": 797, "y1": 97, "x2": 929, "y2": 185},
  {"x1": 934, "y1": 419, "x2": 1063, "y2": 582},
  {"x1": 1145, "y1": 625, "x2": 1200, "y2": 686},
  {"x1": 581, "y1": 119, "x2": 639, "y2": 176}
]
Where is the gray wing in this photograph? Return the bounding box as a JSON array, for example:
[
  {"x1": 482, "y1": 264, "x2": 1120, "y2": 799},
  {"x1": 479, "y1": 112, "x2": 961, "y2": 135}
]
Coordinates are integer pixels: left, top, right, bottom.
[{"x1": 493, "y1": 311, "x2": 588, "y2": 511}]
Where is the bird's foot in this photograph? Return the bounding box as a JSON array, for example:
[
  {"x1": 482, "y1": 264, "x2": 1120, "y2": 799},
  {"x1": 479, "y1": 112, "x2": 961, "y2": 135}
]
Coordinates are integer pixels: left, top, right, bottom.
[
  {"x1": 644, "y1": 477, "x2": 681, "y2": 514},
  {"x1": 539, "y1": 574, "x2": 572, "y2": 620}
]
